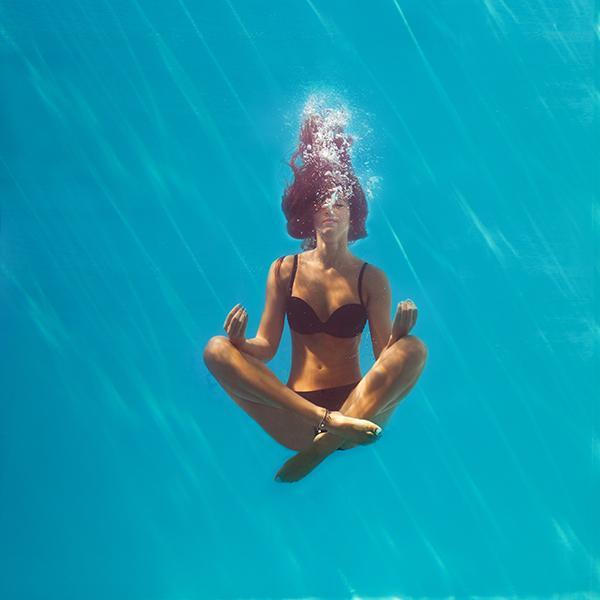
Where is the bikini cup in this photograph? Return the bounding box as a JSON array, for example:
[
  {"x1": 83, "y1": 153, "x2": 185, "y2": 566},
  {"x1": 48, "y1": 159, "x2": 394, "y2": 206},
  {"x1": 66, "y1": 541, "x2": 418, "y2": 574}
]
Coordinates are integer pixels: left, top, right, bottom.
[{"x1": 285, "y1": 254, "x2": 368, "y2": 338}]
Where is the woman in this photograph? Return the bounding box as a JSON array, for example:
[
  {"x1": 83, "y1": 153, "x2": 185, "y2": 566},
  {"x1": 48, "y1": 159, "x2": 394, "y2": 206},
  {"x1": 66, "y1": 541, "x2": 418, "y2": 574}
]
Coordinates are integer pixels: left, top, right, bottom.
[{"x1": 203, "y1": 109, "x2": 428, "y2": 483}]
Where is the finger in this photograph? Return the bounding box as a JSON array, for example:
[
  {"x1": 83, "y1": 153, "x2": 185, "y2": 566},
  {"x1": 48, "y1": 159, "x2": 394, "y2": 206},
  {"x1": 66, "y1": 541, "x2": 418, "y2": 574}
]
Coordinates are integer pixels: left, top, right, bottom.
[
  {"x1": 232, "y1": 304, "x2": 244, "y2": 321},
  {"x1": 231, "y1": 308, "x2": 247, "y2": 338},
  {"x1": 407, "y1": 302, "x2": 416, "y2": 322},
  {"x1": 393, "y1": 307, "x2": 405, "y2": 337},
  {"x1": 237, "y1": 308, "x2": 248, "y2": 334},
  {"x1": 409, "y1": 310, "x2": 416, "y2": 332},
  {"x1": 401, "y1": 302, "x2": 412, "y2": 333},
  {"x1": 391, "y1": 304, "x2": 401, "y2": 333},
  {"x1": 410, "y1": 302, "x2": 418, "y2": 320},
  {"x1": 225, "y1": 304, "x2": 244, "y2": 332},
  {"x1": 401, "y1": 301, "x2": 409, "y2": 325},
  {"x1": 239, "y1": 310, "x2": 248, "y2": 337},
  {"x1": 395, "y1": 301, "x2": 404, "y2": 321},
  {"x1": 229, "y1": 309, "x2": 243, "y2": 337},
  {"x1": 395, "y1": 301, "x2": 405, "y2": 324},
  {"x1": 223, "y1": 303, "x2": 242, "y2": 330}
]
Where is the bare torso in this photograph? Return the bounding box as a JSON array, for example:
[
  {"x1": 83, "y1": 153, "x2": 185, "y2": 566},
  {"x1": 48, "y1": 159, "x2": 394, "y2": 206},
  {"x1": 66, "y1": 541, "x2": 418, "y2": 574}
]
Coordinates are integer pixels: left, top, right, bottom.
[{"x1": 280, "y1": 251, "x2": 368, "y2": 391}]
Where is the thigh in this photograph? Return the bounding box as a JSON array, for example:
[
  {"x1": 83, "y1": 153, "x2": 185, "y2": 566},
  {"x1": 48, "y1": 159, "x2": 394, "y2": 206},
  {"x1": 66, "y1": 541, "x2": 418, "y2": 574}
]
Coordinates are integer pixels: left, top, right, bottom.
[
  {"x1": 358, "y1": 370, "x2": 421, "y2": 428},
  {"x1": 221, "y1": 382, "x2": 316, "y2": 451},
  {"x1": 338, "y1": 343, "x2": 424, "y2": 420}
]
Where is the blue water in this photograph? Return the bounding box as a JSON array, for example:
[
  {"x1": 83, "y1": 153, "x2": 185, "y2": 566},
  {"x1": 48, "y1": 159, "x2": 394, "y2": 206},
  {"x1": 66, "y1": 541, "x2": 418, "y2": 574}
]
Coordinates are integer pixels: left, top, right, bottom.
[{"x1": 0, "y1": 1, "x2": 597, "y2": 599}]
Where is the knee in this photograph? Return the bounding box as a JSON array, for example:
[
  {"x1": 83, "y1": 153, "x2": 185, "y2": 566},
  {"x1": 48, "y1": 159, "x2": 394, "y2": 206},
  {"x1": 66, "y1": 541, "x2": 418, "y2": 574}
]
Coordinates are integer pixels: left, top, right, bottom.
[
  {"x1": 395, "y1": 335, "x2": 428, "y2": 367},
  {"x1": 406, "y1": 335, "x2": 428, "y2": 363},
  {"x1": 202, "y1": 335, "x2": 233, "y2": 368}
]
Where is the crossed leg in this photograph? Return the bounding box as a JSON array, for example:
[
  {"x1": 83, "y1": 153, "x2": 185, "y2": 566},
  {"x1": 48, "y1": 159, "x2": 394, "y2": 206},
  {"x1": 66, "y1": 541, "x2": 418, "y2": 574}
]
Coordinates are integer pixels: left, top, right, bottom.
[
  {"x1": 273, "y1": 335, "x2": 428, "y2": 481},
  {"x1": 334, "y1": 335, "x2": 426, "y2": 450},
  {"x1": 203, "y1": 336, "x2": 380, "y2": 450},
  {"x1": 203, "y1": 335, "x2": 427, "y2": 453}
]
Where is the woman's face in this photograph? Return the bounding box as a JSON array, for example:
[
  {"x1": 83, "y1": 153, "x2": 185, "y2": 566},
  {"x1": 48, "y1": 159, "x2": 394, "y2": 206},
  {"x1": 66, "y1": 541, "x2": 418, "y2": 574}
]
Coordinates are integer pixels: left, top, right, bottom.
[{"x1": 312, "y1": 195, "x2": 351, "y2": 239}]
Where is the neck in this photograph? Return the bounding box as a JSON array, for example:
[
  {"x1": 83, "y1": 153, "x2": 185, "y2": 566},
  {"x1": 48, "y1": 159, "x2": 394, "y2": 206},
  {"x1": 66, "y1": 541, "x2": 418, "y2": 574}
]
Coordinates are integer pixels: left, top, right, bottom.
[{"x1": 311, "y1": 235, "x2": 351, "y2": 269}]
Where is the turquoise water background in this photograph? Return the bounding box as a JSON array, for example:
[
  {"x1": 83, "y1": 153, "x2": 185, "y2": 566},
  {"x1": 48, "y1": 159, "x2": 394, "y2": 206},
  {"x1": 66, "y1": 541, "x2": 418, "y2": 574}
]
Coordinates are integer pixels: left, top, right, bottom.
[{"x1": 1, "y1": 1, "x2": 597, "y2": 599}]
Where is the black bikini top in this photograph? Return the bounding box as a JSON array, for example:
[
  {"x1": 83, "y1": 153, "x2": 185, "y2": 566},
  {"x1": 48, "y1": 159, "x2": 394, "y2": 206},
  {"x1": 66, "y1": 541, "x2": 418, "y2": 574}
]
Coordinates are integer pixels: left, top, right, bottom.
[{"x1": 283, "y1": 254, "x2": 368, "y2": 338}]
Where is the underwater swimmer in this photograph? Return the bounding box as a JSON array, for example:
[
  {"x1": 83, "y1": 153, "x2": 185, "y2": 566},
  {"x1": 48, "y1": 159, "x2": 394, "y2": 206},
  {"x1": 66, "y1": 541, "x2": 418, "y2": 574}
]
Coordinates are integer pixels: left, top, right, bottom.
[{"x1": 203, "y1": 109, "x2": 428, "y2": 482}]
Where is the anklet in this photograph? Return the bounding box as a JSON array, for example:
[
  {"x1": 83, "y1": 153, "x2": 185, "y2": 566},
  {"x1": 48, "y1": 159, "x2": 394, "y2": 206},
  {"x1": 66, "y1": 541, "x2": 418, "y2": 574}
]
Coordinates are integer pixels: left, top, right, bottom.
[{"x1": 315, "y1": 408, "x2": 331, "y2": 434}]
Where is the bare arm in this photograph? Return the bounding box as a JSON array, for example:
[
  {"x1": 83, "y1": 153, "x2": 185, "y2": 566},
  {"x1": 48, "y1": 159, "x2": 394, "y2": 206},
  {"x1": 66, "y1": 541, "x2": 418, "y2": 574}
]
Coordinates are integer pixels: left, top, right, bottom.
[
  {"x1": 364, "y1": 266, "x2": 393, "y2": 361},
  {"x1": 228, "y1": 257, "x2": 287, "y2": 362}
]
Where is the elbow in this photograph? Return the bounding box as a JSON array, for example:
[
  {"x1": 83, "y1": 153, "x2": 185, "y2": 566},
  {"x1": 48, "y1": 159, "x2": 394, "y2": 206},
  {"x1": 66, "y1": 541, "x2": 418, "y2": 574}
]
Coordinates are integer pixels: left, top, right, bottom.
[
  {"x1": 256, "y1": 337, "x2": 276, "y2": 363},
  {"x1": 373, "y1": 340, "x2": 388, "y2": 361}
]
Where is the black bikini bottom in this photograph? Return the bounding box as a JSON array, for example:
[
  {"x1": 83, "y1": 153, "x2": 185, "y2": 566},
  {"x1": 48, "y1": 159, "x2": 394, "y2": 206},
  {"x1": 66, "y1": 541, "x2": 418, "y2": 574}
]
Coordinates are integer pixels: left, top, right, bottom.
[{"x1": 294, "y1": 381, "x2": 361, "y2": 447}]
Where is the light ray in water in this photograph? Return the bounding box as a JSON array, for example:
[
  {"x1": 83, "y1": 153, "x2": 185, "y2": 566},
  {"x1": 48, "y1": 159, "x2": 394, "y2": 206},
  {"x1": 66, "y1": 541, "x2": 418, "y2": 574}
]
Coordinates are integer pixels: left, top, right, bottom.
[
  {"x1": 453, "y1": 188, "x2": 508, "y2": 268},
  {"x1": 125, "y1": 0, "x2": 264, "y2": 216},
  {"x1": 175, "y1": 0, "x2": 270, "y2": 159},
  {"x1": 71, "y1": 0, "x2": 169, "y2": 134},
  {"x1": 388, "y1": 0, "x2": 520, "y2": 205},
  {"x1": 370, "y1": 449, "x2": 518, "y2": 589},
  {"x1": 378, "y1": 197, "x2": 561, "y2": 527},
  {"x1": 213, "y1": 216, "x2": 261, "y2": 291},
  {"x1": 224, "y1": 0, "x2": 284, "y2": 94},
  {"x1": 300, "y1": 5, "x2": 437, "y2": 184},
  {"x1": 303, "y1": 0, "x2": 334, "y2": 37}
]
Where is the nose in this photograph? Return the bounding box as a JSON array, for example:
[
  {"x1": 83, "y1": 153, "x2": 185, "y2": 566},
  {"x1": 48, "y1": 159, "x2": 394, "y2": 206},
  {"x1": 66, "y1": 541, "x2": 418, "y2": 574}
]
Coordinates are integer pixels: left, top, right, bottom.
[{"x1": 319, "y1": 202, "x2": 335, "y2": 213}]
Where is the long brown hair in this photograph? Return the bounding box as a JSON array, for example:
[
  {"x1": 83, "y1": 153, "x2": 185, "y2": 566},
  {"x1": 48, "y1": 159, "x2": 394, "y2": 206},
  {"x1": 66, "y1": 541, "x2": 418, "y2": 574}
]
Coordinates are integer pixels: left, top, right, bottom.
[{"x1": 281, "y1": 110, "x2": 368, "y2": 250}]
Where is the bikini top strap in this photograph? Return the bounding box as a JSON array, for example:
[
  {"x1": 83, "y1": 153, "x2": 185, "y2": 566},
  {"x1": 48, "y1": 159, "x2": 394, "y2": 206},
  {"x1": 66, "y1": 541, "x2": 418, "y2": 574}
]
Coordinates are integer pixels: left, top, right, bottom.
[
  {"x1": 289, "y1": 254, "x2": 299, "y2": 296},
  {"x1": 358, "y1": 262, "x2": 368, "y2": 306},
  {"x1": 275, "y1": 256, "x2": 285, "y2": 291}
]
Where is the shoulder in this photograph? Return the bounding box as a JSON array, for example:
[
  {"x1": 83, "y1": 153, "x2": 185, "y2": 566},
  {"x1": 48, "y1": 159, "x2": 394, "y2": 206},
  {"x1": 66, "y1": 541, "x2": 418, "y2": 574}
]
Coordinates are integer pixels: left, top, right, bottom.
[
  {"x1": 271, "y1": 254, "x2": 295, "y2": 277},
  {"x1": 269, "y1": 254, "x2": 296, "y2": 293},
  {"x1": 361, "y1": 262, "x2": 391, "y2": 306}
]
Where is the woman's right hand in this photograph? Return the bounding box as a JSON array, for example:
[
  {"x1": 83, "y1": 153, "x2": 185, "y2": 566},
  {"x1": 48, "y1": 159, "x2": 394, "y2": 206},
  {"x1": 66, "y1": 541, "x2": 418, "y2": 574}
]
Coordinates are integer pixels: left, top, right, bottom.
[{"x1": 223, "y1": 303, "x2": 248, "y2": 348}]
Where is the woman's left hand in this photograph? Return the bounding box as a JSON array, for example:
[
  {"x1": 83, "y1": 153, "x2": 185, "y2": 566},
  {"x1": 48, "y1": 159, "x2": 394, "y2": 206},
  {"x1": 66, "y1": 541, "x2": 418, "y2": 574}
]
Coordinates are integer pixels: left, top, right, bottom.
[{"x1": 386, "y1": 299, "x2": 418, "y2": 347}]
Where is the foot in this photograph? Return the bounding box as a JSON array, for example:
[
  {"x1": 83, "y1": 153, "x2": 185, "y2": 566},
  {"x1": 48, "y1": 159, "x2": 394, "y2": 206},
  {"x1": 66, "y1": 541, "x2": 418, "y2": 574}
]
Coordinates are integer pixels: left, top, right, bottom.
[
  {"x1": 338, "y1": 439, "x2": 359, "y2": 451},
  {"x1": 274, "y1": 432, "x2": 331, "y2": 483},
  {"x1": 322, "y1": 410, "x2": 382, "y2": 445}
]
